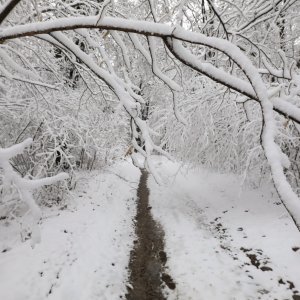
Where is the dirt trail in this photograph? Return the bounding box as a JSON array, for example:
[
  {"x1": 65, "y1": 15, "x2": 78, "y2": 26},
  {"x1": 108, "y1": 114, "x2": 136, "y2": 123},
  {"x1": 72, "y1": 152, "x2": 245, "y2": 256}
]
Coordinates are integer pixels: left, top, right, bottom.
[{"x1": 126, "y1": 170, "x2": 175, "y2": 300}]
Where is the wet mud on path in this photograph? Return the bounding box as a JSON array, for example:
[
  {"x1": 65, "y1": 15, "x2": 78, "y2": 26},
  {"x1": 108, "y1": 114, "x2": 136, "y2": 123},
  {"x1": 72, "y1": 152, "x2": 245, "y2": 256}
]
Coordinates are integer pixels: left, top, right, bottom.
[{"x1": 126, "y1": 170, "x2": 175, "y2": 300}]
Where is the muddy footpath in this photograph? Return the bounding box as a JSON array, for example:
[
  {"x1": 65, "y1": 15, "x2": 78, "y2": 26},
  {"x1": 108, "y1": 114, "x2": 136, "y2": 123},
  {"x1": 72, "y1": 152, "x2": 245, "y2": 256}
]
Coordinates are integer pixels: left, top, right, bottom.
[{"x1": 126, "y1": 170, "x2": 176, "y2": 300}]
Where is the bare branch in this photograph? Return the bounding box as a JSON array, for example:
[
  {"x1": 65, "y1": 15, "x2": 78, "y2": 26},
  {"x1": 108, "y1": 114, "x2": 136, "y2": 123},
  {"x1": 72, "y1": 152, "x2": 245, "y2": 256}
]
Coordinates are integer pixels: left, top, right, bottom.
[{"x1": 0, "y1": 0, "x2": 21, "y2": 24}]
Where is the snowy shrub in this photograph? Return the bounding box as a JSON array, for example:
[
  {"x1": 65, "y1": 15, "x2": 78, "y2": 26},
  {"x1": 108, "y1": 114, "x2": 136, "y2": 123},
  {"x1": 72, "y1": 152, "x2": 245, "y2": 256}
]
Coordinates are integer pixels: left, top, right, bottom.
[{"x1": 0, "y1": 138, "x2": 68, "y2": 245}]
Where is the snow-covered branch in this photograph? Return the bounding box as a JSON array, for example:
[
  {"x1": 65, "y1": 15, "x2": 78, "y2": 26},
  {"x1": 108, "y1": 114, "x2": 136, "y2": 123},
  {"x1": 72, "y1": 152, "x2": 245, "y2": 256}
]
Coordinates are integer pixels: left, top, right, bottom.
[
  {"x1": 0, "y1": 139, "x2": 69, "y2": 245},
  {"x1": 0, "y1": 16, "x2": 299, "y2": 123}
]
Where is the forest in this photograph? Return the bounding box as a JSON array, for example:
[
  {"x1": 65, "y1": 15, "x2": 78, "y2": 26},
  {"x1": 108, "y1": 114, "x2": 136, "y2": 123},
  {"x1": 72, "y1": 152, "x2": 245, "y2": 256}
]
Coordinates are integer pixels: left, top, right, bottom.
[{"x1": 1, "y1": 0, "x2": 300, "y2": 299}]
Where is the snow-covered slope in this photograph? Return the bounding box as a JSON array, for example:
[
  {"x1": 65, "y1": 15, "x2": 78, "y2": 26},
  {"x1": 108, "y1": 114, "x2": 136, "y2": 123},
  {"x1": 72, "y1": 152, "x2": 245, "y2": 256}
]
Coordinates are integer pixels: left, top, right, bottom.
[
  {"x1": 148, "y1": 157, "x2": 300, "y2": 300},
  {"x1": 0, "y1": 161, "x2": 140, "y2": 300}
]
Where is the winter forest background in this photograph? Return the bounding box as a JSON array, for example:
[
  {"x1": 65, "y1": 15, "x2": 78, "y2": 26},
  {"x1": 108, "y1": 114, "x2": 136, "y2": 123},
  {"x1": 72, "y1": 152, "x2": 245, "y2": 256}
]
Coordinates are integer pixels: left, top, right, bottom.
[{"x1": 1, "y1": 0, "x2": 300, "y2": 299}]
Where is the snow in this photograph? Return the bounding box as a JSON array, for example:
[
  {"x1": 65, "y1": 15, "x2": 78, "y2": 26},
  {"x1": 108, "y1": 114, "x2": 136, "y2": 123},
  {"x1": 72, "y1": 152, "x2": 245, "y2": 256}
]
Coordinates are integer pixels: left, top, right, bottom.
[
  {"x1": 1, "y1": 9, "x2": 300, "y2": 297},
  {"x1": 95, "y1": 0, "x2": 111, "y2": 25},
  {"x1": 0, "y1": 139, "x2": 70, "y2": 246},
  {"x1": 0, "y1": 138, "x2": 31, "y2": 157},
  {"x1": 0, "y1": 160, "x2": 140, "y2": 300},
  {"x1": 0, "y1": 16, "x2": 173, "y2": 42},
  {"x1": 1, "y1": 16, "x2": 300, "y2": 123},
  {"x1": 129, "y1": 33, "x2": 152, "y2": 64},
  {"x1": 49, "y1": 31, "x2": 165, "y2": 178},
  {"x1": 168, "y1": 26, "x2": 300, "y2": 228},
  {"x1": 148, "y1": 157, "x2": 300, "y2": 300},
  {"x1": 148, "y1": 36, "x2": 182, "y2": 92},
  {"x1": 168, "y1": 38, "x2": 256, "y2": 96},
  {"x1": 110, "y1": 31, "x2": 131, "y2": 70},
  {"x1": 0, "y1": 47, "x2": 57, "y2": 88},
  {"x1": 1, "y1": 157, "x2": 300, "y2": 299}
]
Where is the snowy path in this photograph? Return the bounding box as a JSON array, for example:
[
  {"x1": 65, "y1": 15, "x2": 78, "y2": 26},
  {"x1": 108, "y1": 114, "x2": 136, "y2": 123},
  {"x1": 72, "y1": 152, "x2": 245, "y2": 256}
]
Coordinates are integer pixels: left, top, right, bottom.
[
  {"x1": 148, "y1": 158, "x2": 300, "y2": 300},
  {"x1": 1, "y1": 158, "x2": 300, "y2": 300},
  {"x1": 0, "y1": 161, "x2": 140, "y2": 300}
]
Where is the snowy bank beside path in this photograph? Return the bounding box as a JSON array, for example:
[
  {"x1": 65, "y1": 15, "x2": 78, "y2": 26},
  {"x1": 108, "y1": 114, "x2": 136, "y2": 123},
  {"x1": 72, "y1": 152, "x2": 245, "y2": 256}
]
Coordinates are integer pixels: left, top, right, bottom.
[
  {"x1": 148, "y1": 158, "x2": 300, "y2": 300},
  {"x1": 0, "y1": 161, "x2": 140, "y2": 300}
]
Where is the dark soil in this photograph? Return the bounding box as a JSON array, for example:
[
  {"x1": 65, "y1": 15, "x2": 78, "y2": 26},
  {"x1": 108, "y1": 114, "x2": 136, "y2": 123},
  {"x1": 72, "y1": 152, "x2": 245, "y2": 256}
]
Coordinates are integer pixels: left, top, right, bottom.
[{"x1": 126, "y1": 170, "x2": 175, "y2": 300}]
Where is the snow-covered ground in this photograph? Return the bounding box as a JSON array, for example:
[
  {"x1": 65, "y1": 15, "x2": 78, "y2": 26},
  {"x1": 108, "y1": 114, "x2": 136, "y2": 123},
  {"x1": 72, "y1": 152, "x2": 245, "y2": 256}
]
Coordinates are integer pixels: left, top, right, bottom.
[
  {"x1": 1, "y1": 157, "x2": 300, "y2": 300},
  {"x1": 0, "y1": 160, "x2": 140, "y2": 300},
  {"x1": 148, "y1": 157, "x2": 300, "y2": 300}
]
